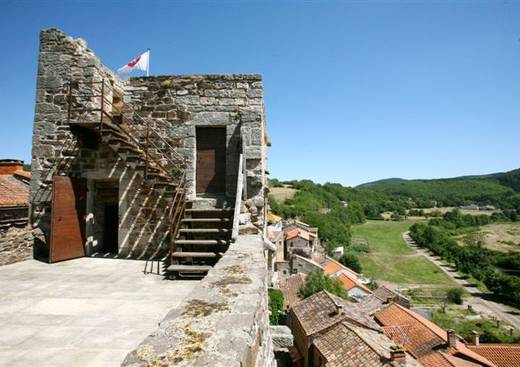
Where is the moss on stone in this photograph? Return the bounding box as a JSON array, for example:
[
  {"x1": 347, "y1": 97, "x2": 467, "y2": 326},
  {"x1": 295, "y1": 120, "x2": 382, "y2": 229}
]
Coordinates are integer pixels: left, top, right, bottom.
[{"x1": 182, "y1": 299, "x2": 230, "y2": 317}]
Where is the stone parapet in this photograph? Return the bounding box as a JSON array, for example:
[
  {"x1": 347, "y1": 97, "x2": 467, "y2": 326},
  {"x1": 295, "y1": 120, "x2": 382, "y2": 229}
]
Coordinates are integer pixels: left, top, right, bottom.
[{"x1": 122, "y1": 234, "x2": 274, "y2": 367}]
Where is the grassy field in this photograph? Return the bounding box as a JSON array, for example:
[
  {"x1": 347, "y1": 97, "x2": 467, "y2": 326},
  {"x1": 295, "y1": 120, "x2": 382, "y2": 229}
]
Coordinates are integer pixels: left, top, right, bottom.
[
  {"x1": 475, "y1": 222, "x2": 520, "y2": 252},
  {"x1": 269, "y1": 186, "x2": 298, "y2": 203},
  {"x1": 352, "y1": 220, "x2": 456, "y2": 286}
]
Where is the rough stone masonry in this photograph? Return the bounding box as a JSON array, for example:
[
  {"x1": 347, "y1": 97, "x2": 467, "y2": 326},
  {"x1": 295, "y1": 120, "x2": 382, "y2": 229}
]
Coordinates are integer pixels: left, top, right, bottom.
[{"x1": 30, "y1": 28, "x2": 269, "y2": 259}]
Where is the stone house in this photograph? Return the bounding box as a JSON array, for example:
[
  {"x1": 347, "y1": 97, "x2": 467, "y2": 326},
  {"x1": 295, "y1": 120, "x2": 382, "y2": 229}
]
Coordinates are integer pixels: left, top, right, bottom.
[
  {"x1": 283, "y1": 220, "x2": 320, "y2": 249},
  {"x1": 375, "y1": 303, "x2": 496, "y2": 367},
  {"x1": 288, "y1": 291, "x2": 420, "y2": 367},
  {"x1": 0, "y1": 159, "x2": 30, "y2": 230},
  {"x1": 285, "y1": 228, "x2": 314, "y2": 258},
  {"x1": 30, "y1": 29, "x2": 268, "y2": 276}
]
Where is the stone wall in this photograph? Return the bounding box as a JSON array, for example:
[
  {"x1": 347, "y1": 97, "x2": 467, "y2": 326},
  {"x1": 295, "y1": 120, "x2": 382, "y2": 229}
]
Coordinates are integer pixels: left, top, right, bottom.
[
  {"x1": 122, "y1": 234, "x2": 274, "y2": 367},
  {"x1": 0, "y1": 206, "x2": 29, "y2": 230},
  {"x1": 31, "y1": 29, "x2": 269, "y2": 259},
  {"x1": 30, "y1": 28, "x2": 123, "y2": 249},
  {"x1": 0, "y1": 227, "x2": 34, "y2": 266},
  {"x1": 125, "y1": 75, "x2": 268, "y2": 228}
]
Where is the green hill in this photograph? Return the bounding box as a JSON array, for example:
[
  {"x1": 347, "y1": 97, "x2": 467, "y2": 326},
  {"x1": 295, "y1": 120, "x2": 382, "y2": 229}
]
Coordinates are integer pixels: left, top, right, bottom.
[{"x1": 357, "y1": 169, "x2": 520, "y2": 208}]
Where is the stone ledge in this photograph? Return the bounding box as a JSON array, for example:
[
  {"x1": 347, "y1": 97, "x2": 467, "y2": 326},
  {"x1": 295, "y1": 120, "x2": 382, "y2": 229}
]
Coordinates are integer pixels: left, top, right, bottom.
[{"x1": 121, "y1": 234, "x2": 273, "y2": 367}]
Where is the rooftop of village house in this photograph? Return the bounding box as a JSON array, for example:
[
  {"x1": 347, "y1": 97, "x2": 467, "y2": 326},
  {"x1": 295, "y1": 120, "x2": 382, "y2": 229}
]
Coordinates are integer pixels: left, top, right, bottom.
[{"x1": 0, "y1": 159, "x2": 30, "y2": 208}]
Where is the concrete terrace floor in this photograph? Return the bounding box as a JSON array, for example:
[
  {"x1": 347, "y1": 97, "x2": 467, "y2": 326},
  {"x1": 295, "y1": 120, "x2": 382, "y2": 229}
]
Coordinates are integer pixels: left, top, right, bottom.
[{"x1": 0, "y1": 258, "x2": 198, "y2": 367}]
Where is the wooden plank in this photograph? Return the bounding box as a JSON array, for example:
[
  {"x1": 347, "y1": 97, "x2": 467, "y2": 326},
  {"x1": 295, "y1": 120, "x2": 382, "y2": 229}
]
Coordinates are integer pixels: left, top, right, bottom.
[
  {"x1": 167, "y1": 264, "x2": 212, "y2": 272},
  {"x1": 179, "y1": 228, "x2": 230, "y2": 233},
  {"x1": 181, "y1": 218, "x2": 230, "y2": 223},
  {"x1": 196, "y1": 127, "x2": 226, "y2": 193},
  {"x1": 171, "y1": 252, "x2": 217, "y2": 258},
  {"x1": 174, "y1": 239, "x2": 229, "y2": 245},
  {"x1": 49, "y1": 176, "x2": 86, "y2": 263}
]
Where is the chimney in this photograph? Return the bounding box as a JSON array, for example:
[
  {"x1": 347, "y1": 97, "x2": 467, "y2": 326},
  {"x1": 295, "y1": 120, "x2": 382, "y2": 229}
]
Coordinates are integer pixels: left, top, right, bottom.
[
  {"x1": 390, "y1": 345, "x2": 406, "y2": 364},
  {"x1": 472, "y1": 330, "x2": 480, "y2": 346},
  {"x1": 329, "y1": 300, "x2": 344, "y2": 316},
  {"x1": 447, "y1": 329, "x2": 457, "y2": 347},
  {"x1": 0, "y1": 159, "x2": 24, "y2": 175},
  {"x1": 385, "y1": 296, "x2": 394, "y2": 304}
]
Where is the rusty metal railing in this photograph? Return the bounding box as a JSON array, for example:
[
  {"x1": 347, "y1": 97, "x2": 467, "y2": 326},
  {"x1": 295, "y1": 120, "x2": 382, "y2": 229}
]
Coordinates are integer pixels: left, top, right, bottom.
[{"x1": 66, "y1": 78, "x2": 188, "y2": 268}]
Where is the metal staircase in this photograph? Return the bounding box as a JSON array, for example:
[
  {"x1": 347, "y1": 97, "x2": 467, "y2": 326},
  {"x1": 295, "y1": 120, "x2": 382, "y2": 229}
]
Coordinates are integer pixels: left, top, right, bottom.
[
  {"x1": 59, "y1": 78, "x2": 244, "y2": 279},
  {"x1": 168, "y1": 205, "x2": 234, "y2": 278},
  {"x1": 66, "y1": 79, "x2": 187, "y2": 264}
]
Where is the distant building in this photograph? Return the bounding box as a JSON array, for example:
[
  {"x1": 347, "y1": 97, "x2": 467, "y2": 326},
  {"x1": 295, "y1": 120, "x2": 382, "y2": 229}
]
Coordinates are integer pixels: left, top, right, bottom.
[
  {"x1": 0, "y1": 159, "x2": 30, "y2": 230},
  {"x1": 460, "y1": 204, "x2": 479, "y2": 211},
  {"x1": 375, "y1": 303, "x2": 495, "y2": 367},
  {"x1": 285, "y1": 228, "x2": 314, "y2": 258},
  {"x1": 288, "y1": 291, "x2": 420, "y2": 367},
  {"x1": 479, "y1": 205, "x2": 496, "y2": 211},
  {"x1": 331, "y1": 246, "x2": 344, "y2": 259}
]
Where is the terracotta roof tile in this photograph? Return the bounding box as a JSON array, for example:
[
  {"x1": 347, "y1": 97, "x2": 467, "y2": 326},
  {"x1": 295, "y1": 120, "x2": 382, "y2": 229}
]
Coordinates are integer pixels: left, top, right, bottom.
[
  {"x1": 466, "y1": 344, "x2": 520, "y2": 367},
  {"x1": 278, "y1": 273, "x2": 305, "y2": 309},
  {"x1": 337, "y1": 273, "x2": 357, "y2": 291},
  {"x1": 291, "y1": 291, "x2": 381, "y2": 337},
  {"x1": 286, "y1": 228, "x2": 311, "y2": 241},
  {"x1": 357, "y1": 294, "x2": 386, "y2": 315},
  {"x1": 0, "y1": 174, "x2": 29, "y2": 207},
  {"x1": 313, "y1": 321, "x2": 421, "y2": 367},
  {"x1": 323, "y1": 261, "x2": 343, "y2": 276},
  {"x1": 322, "y1": 256, "x2": 360, "y2": 276},
  {"x1": 375, "y1": 303, "x2": 496, "y2": 367}
]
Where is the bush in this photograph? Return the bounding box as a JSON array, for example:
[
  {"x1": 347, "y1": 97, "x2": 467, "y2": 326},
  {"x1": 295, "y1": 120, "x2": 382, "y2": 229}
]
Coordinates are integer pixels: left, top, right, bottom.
[
  {"x1": 300, "y1": 271, "x2": 348, "y2": 299},
  {"x1": 339, "y1": 252, "x2": 362, "y2": 273},
  {"x1": 268, "y1": 288, "x2": 284, "y2": 325},
  {"x1": 446, "y1": 288, "x2": 464, "y2": 304}
]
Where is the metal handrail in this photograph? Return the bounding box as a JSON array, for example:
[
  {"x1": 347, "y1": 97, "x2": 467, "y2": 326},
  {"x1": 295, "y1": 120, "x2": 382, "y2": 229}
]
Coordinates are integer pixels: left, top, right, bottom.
[
  {"x1": 231, "y1": 154, "x2": 244, "y2": 241},
  {"x1": 66, "y1": 78, "x2": 188, "y2": 269},
  {"x1": 168, "y1": 172, "x2": 187, "y2": 261}
]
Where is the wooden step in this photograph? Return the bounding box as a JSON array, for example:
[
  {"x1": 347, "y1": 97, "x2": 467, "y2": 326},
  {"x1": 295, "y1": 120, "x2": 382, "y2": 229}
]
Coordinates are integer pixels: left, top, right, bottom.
[
  {"x1": 171, "y1": 251, "x2": 217, "y2": 258},
  {"x1": 181, "y1": 218, "x2": 231, "y2": 223},
  {"x1": 118, "y1": 146, "x2": 143, "y2": 155},
  {"x1": 167, "y1": 264, "x2": 212, "y2": 273},
  {"x1": 106, "y1": 136, "x2": 137, "y2": 147},
  {"x1": 102, "y1": 129, "x2": 132, "y2": 142},
  {"x1": 185, "y1": 208, "x2": 233, "y2": 213},
  {"x1": 179, "y1": 228, "x2": 230, "y2": 234},
  {"x1": 174, "y1": 239, "x2": 229, "y2": 245}
]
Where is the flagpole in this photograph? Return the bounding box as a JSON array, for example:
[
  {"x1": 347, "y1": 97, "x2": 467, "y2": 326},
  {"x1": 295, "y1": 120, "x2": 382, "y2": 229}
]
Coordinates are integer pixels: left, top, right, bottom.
[{"x1": 147, "y1": 48, "x2": 150, "y2": 77}]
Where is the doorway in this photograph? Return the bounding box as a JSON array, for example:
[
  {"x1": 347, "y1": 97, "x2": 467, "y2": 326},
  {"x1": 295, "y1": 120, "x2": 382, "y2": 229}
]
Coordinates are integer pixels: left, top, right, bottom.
[
  {"x1": 196, "y1": 127, "x2": 227, "y2": 194},
  {"x1": 92, "y1": 180, "x2": 119, "y2": 255},
  {"x1": 103, "y1": 203, "x2": 119, "y2": 254}
]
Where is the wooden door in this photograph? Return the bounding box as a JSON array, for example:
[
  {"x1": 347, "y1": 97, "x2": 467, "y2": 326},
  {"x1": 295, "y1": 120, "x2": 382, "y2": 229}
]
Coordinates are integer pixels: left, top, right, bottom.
[
  {"x1": 196, "y1": 127, "x2": 226, "y2": 193},
  {"x1": 49, "y1": 176, "x2": 86, "y2": 263}
]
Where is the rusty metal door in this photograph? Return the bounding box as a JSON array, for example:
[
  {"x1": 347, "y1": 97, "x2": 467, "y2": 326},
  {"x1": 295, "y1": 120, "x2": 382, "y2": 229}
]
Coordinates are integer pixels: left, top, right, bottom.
[
  {"x1": 49, "y1": 176, "x2": 86, "y2": 263},
  {"x1": 196, "y1": 127, "x2": 226, "y2": 193}
]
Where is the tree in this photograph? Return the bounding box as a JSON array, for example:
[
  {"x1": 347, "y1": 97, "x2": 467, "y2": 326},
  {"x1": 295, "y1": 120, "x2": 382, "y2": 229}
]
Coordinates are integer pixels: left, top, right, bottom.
[
  {"x1": 446, "y1": 288, "x2": 464, "y2": 305},
  {"x1": 268, "y1": 288, "x2": 284, "y2": 325},
  {"x1": 300, "y1": 271, "x2": 348, "y2": 299},
  {"x1": 339, "y1": 252, "x2": 362, "y2": 273}
]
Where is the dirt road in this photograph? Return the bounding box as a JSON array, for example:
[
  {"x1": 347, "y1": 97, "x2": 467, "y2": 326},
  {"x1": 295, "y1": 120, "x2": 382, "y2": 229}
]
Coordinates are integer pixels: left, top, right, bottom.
[{"x1": 403, "y1": 231, "x2": 520, "y2": 330}]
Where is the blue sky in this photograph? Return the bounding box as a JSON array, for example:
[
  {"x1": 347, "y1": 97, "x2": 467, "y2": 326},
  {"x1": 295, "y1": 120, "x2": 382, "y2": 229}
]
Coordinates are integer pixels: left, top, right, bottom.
[{"x1": 1, "y1": 0, "x2": 519, "y2": 186}]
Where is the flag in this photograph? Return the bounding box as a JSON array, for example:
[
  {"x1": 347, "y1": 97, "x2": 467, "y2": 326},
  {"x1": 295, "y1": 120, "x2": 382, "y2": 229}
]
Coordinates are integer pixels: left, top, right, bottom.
[{"x1": 117, "y1": 50, "x2": 150, "y2": 75}]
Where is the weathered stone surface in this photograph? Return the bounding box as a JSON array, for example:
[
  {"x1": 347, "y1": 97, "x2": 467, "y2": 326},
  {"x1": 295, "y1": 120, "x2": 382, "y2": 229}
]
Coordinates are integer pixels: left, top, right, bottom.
[
  {"x1": 0, "y1": 227, "x2": 33, "y2": 266},
  {"x1": 270, "y1": 325, "x2": 294, "y2": 349},
  {"x1": 122, "y1": 235, "x2": 274, "y2": 367}
]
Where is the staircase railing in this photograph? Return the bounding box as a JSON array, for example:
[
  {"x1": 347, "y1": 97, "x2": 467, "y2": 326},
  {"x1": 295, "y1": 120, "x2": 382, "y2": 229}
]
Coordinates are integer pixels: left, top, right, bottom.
[
  {"x1": 168, "y1": 171, "x2": 187, "y2": 263},
  {"x1": 66, "y1": 78, "x2": 188, "y2": 269},
  {"x1": 231, "y1": 153, "x2": 245, "y2": 241},
  {"x1": 67, "y1": 78, "x2": 186, "y2": 184}
]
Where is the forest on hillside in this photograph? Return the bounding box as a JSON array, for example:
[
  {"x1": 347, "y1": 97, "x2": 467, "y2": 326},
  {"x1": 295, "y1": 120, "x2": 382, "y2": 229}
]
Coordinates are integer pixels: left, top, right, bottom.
[{"x1": 268, "y1": 168, "x2": 520, "y2": 254}]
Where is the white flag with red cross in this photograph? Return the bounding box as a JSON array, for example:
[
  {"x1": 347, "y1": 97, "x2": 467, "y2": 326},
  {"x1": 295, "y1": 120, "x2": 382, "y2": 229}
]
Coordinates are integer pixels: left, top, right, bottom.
[{"x1": 117, "y1": 50, "x2": 150, "y2": 75}]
